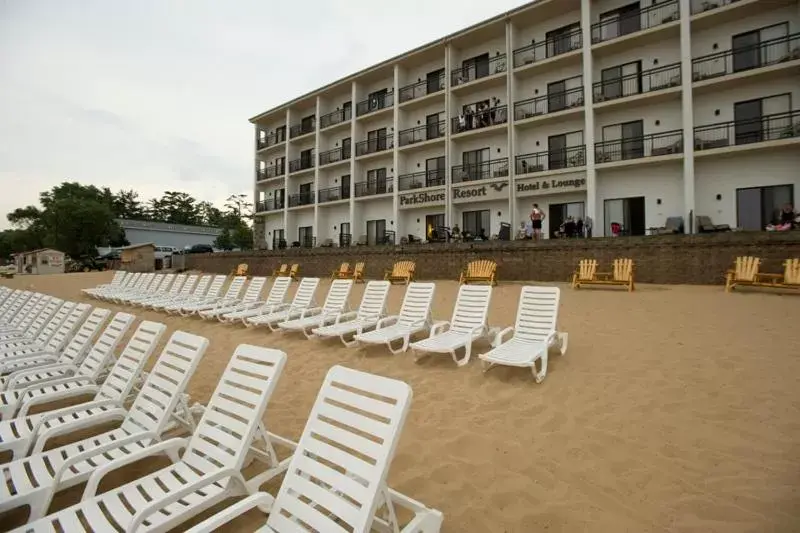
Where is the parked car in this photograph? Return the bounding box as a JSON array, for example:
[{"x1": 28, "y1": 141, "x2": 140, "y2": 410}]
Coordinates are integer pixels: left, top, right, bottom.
[
  {"x1": 154, "y1": 246, "x2": 179, "y2": 260},
  {"x1": 186, "y1": 244, "x2": 214, "y2": 254}
]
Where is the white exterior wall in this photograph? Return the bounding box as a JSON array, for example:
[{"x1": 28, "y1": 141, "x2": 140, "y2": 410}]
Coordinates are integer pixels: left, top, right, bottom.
[{"x1": 252, "y1": 0, "x2": 800, "y2": 247}]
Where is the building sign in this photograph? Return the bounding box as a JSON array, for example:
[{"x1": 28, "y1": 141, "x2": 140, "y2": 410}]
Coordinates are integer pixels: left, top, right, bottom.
[
  {"x1": 516, "y1": 175, "x2": 587, "y2": 197},
  {"x1": 451, "y1": 180, "x2": 509, "y2": 204},
  {"x1": 399, "y1": 188, "x2": 446, "y2": 209}
]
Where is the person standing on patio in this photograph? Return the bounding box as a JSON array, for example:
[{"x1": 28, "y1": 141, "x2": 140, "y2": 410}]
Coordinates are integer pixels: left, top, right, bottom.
[{"x1": 530, "y1": 203, "x2": 545, "y2": 241}]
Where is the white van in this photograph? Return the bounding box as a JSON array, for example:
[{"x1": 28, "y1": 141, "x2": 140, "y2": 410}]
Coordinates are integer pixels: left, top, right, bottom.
[{"x1": 154, "y1": 246, "x2": 179, "y2": 260}]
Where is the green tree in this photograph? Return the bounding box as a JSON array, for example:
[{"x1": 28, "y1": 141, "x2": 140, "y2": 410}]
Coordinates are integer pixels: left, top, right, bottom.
[
  {"x1": 156, "y1": 191, "x2": 201, "y2": 225},
  {"x1": 197, "y1": 201, "x2": 224, "y2": 227},
  {"x1": 112, "y1": 189, "x2": 146, "y2": 220},
  {"x1": 213, "y1": 228, "x2": 234, "y2": 251},
  {"x1": 231, "y1": 224, "x2": 253, "y2": 250}
]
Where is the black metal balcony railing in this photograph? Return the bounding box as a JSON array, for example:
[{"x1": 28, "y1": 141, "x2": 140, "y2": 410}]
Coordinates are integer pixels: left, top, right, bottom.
[
  {"x1": 398, "y1": 122, "x2": 445, "y2": 146},
  {"x1": 354, "y1": 177, "x2": 394, "y2": 197},
  {"x1": 452, "y1": 105, "x2": 508, "y2": 134},
  {"x1": 255, "y1": 198, "x2": 284, "y2": 212},
  {"x1": 451, "y1": 158, "x2": 509, "y2": 184},
  {"x1": 317, "y1": 185, "x2": 352, "y2": 203},
  {"x1": 289, "y1": 155, "x2": 315, "y2": 173},
  {"x1": 397, "y1": 170, "x2": 446, "y2": 191},
  {"x1": 256, "y1": 130, "x2": 285, "y2": 150},
  {"x1": 399, "y1": 73, "x2": 445, "y2": 103},
  {"x1": 356, "y1": 91, "x2": 394, "y2": 117},
  {"x1": 290, "y1": 119, "x2": 315, "y2": 139},
  {"x1": 318, "y1": 146, "x2": 351, "y2": 166},
  {"x1": 692, "y1": 33, "x2": 800, "y2": 82},
  {"x1": 694, "y1": 110, "x2": 800, "y2": 151},
  {"x1": 451, "y1": 54, "x2": 507, "y2": 87},
  {"x1": 355, "y1": 134, "x2": 394, "y2": 157},
  {"x1": 591, "y1": 0, "x2": 680, "y2": 45},
  {"x1": 319, "y1": 108, "x2": 352, "y2": 129},
  {"x1": 512, "y1": 28, "x2": 583, "y2": 68},
  {"x1": 690, "y1": 0, "x2": 735, "y2": 15},
  {"x1": 299, "y1": 236, "x2": 316, "y2": 249},
  {"x1": 339, "y1": 233, "x2": 352, "y2": 247},
  {"x1": 288, "y1": 191, "x2": 315, "y2": 208},
  {"x1": 593, "y1": 63, "x2": 681, "y2": 103},
  {"x1": 595, "y1": 130, "x2": 683, "y2": 163},
  {"x1": 256, "y1": 163, "x2": 285, "y2": 182},
  {"x1": 514, "y1": 86, "x2": 584, "y2": 120},
  {"x1": 516, "y1": 145, "x2": 587, "y2": 174},
  {"x1": 272, "y1": 235, "x2": 287, "y2": 250}
]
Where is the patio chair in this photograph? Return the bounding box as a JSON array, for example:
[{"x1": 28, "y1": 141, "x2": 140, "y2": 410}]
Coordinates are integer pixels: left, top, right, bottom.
[
  {"x1": 178, "y1": 275, "x2": 248, "y2": 316},
  {"x1": 199, "y1": 276, "x2": 268, "y2": 320},
  {"x1": 478, "y1": 286, "x2": 568, "y2": 383},
  {"x1": 458, "y1": 259, "x2": 498, "y2": 285},
  {"x1": 219, "y1": 277, "x2": 292, "y2": 324},
  {"x1": 331, "y1": 261, "x2": 350, "y2": 279},
  {"x1": 313, "y1": 280, "x2": 391, "y2": 347},
  {"x1": 384, "y1": 260, "x2": 415, "y2": 285},
  {"x1": 354, "y1": 282, "x2": 435, "y2": 354},
  {"x1": 410, "y1": 284, "x2": 492, "y2": 367},
  {"x1": 245, "y1": 277, "x2": 320, "y2": 331},
  {"x1": 278, "y1": 279, "x2": 354, "y2": 338}
]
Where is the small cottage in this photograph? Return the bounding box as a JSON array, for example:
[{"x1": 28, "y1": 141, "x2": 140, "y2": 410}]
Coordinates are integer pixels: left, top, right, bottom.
[
  {"x1": 14, "y1": 248, "x2": 66, "y2": 275},
  {"x1": 120, "y1": 243, "x2": 156, "y2": 272}
]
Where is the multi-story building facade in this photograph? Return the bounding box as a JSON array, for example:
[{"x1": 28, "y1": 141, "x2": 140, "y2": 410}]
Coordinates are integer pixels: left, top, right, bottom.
[{"x1": 251, "y1": 0, "x2": 800, "y2": 248}]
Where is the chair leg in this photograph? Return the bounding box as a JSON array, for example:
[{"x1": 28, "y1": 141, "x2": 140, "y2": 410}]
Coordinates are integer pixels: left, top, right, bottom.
[
  {"x1": 534, "y1": 352, "x2": 548, "y2": 383},
  {"x1": 556, "y1": 332, "x2": 568, "y2": 355}
]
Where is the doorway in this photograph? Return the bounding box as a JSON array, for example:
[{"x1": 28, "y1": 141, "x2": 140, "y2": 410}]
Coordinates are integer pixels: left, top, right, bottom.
[
  {"x1": 426, "y1": 156, "x2": 446, "y2": 186},
  {"x1": 340, "y1": 174, "x2": 351, "y2": 199},
  {"x1": 548, "y1": 202, "x2": 585, "y2": 238},
  {"x1": 426, "y1": 113, "x2": 441, "y2": 140},
  {"x1": 367, "y1": 168, "x2": 388, "y2": 194},
  {"x1": 298, "y1": 226, "x2": 313, "y2": 248},
  {"x1": 462, "y1": 209, "x2": 491, "y2": 238},
  {"x1": 462, "y1": 148, "x2": 490, "y2": 181},
  {"x1": 367, "y1": 128, "x2": 387, "y2": 153},
  {"x1": 341, "y1": 137, "x2": 351, "y2": 159},
  {"x1": 463, "y1": 53, "x2": 490, "y2": 81},
  {"x1": 734, "y1": 99, "x2": 763, "y2": 145},
  {"x1": 546, "y1": 23, "x2": 580, "y2": 57},
  {"x1": 299, "y1": 183, "x2": 313, "y2": 205},
  {"x1": 275, "y1": 188, "x2": 286, "y2": 209},
  {"x1": 548, "y1": 134, "x2": 567, "y2": 170},
  {"x1": 426, "y1": 69, "x2": 444, "y2": 94},
  {"x1": 621, "y1": 120, "x2": 644, "y2": 159},
  {"x1": 366, "y1": 219, "x2": 387, "y2": 246},
  {"x1": 342, "y1": 101, "x2": 352, "y2": 120},
  {"x1": 603, "y1": 196, "x2": 646, "y2": 236},
  {"x1": 272, "y1": 229, "x2": 285, "y2": 250},
  {"x1": 339, "y1": 222, "x2": 351, "y2": 247},
  {"x1": 547, "y1": 80, "x2": 566, "y2": 113},
  {"x1": 300, "y1": 149, "x2": 313, "y2": 168},
  {"x1": 736, "y1": 184, "x2": 793, "y2": 230}
]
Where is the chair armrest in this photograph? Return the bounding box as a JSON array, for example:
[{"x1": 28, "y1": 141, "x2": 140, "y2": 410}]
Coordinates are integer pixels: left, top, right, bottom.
[
  {"x1": 17, "y1": 380, "x2": 99, "y2": 418},
  {"x1": 334, "y1": 311, "x2": 358, "y2": 324},
  {"x1": 184, "y1": 492, "x2": 275, "y2": 533},
  {"x1": 491, "y1": 327, "x2": 515, "y2": 348},
  {"x1": 0, "y1": 350, "x2": 55, "y2": 365},
  {"x1": 430, "y1": 321, "x2": 451, "y2": 336},
  {"x1": 30, "y1": 402, "x2": 127, "y2": 454},
  {"x1": 300, "y1": 307, "x2": 322, "y2": 319},
  {"x1": 83, "y1": 437, "x2": 188, "y2": 498},
  {"x1": 127, "y1": 467, "x2": 249, "y2": 533},
  {"x1": 5, "y1": 363, "x2": 79, "y2": 389},
  {"x1": 376, "y1": 315, "x2": 399, "y2": 329}
]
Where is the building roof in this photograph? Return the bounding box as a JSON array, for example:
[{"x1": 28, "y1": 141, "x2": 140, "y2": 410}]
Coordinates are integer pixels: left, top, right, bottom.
[
  {"x1": 19, "y1": 248, "x2": 64, "y2": 256},
  {"x1": 117, "y1": 218, "x2": 222, "y2": 236},
  {"x1": 249, "y1": 0, "x2": 546, "y2": 122},
  {"x1": 121, "y1": 242, "x2": 156, "y2": 250}
]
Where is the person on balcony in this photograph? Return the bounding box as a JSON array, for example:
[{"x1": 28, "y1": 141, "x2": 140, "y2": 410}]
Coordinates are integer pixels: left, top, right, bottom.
[{"x1": 766, "y1": 203, "x2": 798, "y2": 231}]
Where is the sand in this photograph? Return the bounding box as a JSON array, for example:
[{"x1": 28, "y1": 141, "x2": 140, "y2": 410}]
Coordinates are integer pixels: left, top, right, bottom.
[{"x1": 1, "y1": 271, "x2": 799, "y2": 533}]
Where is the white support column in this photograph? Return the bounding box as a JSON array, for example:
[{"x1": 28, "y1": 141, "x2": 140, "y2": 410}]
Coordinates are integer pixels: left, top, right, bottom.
[
  {"x1": 348, "y1": 81, "x2": 358, "y2": 244},
  {"x1": 392, "y1": 64, "x2": 400, "y2": 241},
  {"x1": 679, "y1": 0, "x2": 695, "y2": 233},
  {"x1": 505, "y1": 20, "x2": 515, "y2": 230},
  {"x1": 580, "y1": 0, "x2": 597, "y2": 235},
  {"x1": 444, "y1": 42, "x2": 453, "y2": 228},
  {"x1": 313, "y1": 96, "x2": 321, "y2": 243},
  {"x1": 283, "y1": 108, "x2": 291, "y2": 241}
]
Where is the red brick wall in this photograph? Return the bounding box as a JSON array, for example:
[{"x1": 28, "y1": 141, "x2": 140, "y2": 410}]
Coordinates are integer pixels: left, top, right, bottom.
[{"x1": 184, "y1": 232, "x2": 800, "y2": 285}]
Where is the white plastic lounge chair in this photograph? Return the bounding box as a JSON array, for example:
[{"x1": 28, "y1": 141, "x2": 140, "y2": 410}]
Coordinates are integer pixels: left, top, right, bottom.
[
  {"x1": 132, "y1": 273, "x2": 187, "y2": 307},
  {"x1": 219, "y1": 276, "x2": 291, "y2": 324},
  {"x1": 116, "y1": 273, "x2": 173, "y2": 304},
  {"x1": 99, "y1": 272, "x2": 152, "y2": 303},
  {"x1": 478, "y1": 286, "x2": 568, "y2": 383},
  {"x1": 17, "y1": 344, "x2": 288, "y2": 533},
  {"x1": 313, "y1": 280, "x2": 391, "y2": 347},
  {"x1": 173, "y1": 274, "x2": 240, "y2": 316},
  {"x1": 183, "y1": 365, "x2": 444, "y2": 533},
  {"x1": 278, "y1": 279, "x2": 353, "y2": 338},
  {"x1": 82, "y1": 270, "x2": 127, "y2": 296},
  {"x1": 148, "y1": 274, "x2": 204, "y2": 310},
  {"x1": 95, "y1": 272, "x2": 143, "y2": 300},
  {"x1": 245, "y1": 277, "x2": 320, "y2": 331},
  {"x1": 111, "y1": 272, "x2": 159, "y2": 303},
  {"x1": 162, "y1": 274, "x2": 225, "y2": 314},
  {"x1": 0, "y1": 298, "x2": 66, "y2": 351},
  {"x1": 0, "y1": 292, "x2": 35, "y2": 326},
  {"x1": 198, "y1": 276, "x2": 267, "y2": 320},
  {"x1": 0, "y1": 329, "x2": 208, "y2": 520},
  {"x1": 0, "y1": 311, "x2": 133, "y2": 420},
  {"x1": 0, "y1": 295, "x2": 57, "y2": 341},
  {"x1": 0, "y1": 320, "x2": 165, "y2": 461},
  {"x1": 0, "y1": 303, "x2": 89, "y2": 362},
  {"x1": 0, "y1": 294, "x2": 47, "y2": 338},
  {"x1": 355, "y1": 282, "x2": 436, "y2": 354},
  {"x1": 410, "y1": 284, "x2": 492, "y2": 367},
  {"x1": 0, "y1": 306, "x2": 109, "y2": 388}
]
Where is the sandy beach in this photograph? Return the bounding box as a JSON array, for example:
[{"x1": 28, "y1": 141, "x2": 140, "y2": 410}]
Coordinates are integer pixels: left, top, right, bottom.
[{"x1": 1, "y1": 271, "x2": 799, "y2": 533}]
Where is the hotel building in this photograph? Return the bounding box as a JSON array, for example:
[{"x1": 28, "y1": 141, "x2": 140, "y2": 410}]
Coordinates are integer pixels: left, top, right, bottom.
[{"x1": 251, "y1": 0, "x2": 800, "y2": 248}]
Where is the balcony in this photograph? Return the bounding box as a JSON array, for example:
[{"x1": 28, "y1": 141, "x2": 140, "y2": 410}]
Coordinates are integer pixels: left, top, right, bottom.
[
  {"x1": 512, "y1": 29, "x2": 582, "y2": 69},
  {"x1": 317, "y1": 185, "x2": 351, "y2": 204},
  {"x1": 595, "y1": 130, "x2": 683, "y2": 164},
  {"x1": 451, "y1": 54, "x2": 507, "y2": 88},
  {"x1": 451, "y1": 158, "x2": 509, "y2": 183},
  {"x1": 256, "y1": 129, "x2": 285, "y2": 150},
  {"x1": 515, "y1": 87, "x2": 584, "y2": 121},
  {"x1": 272, "y1": 234, "x2": 287, "y2": 250},
  {"x1": 256, "y1": 163, "x2": 285, "y2": 182},
  {"x1": 319, "y1": 108, "x2": 351, "y2": 130},
  {"x1": 694, "y1": 110, "x2": 800, "y2": 152},
  {"x1": 318, "y1": 146, "x2": 351, "y2": 166},
  {"x1": 289, "y1": 155, "x2": 315, "y2": 174},
  {"x1": 356, "y1": 91, "x2": 394, "y2": 117},
  {"x1": 516, "y1": 146, "x2": 586, "y2": 174},
  {"x1": 290, "y1": 119, "x2": 315, "y2": 139},
  {"x1": 397, "y1": 170, "x2": 446, "y2": 191},
  {"x1": 398, "y1": 122, "x2": 445, "y2": 147},
  {"x1": 691, "y1": 0, "x2": 737, "y2": 14},
  {"x1": 692, "y1": 33, "x2": 800, "y2": 84},
  {"x1": 354, "y1": 177, "x2": 394, "y2": 198},
  {"x1": 255, "y1": 198, "x2": 284, "y2": 213},
  {"x1": 593, "y1": 63, "x2": 681, "y2": 105},
  {"x1": 355, "y1": 135, "x2": 393, "y2": 157},
  {"x1": 288, "y1": 191, "x2": 315, "y2": 208},
  {"x1": 399, "y1": 73, "x2": 445, "y2": 104},
  {"x1": 452, "y1": 105, "x2": 508, "y2": 135},
  {"x1": 591, "y1": 0, "x2": 679, "y2": 46}
]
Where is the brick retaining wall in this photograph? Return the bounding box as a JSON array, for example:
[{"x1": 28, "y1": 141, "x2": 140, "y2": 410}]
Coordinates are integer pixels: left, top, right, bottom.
[{"x1": 185, "y1": 232, "x2": 800, "y2": 285}]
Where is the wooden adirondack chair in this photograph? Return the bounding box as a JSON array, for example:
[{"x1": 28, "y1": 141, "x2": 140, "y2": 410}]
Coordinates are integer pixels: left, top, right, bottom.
[
  {"x1": 572, "y1": 258, "x2": 635, "y2": 291},
  {"x1": 737, "y1": 258, "x2": 800, "y2": 292},
  {"x1": 352, "y1": 261, "x2": 365, "y2": 283},
  {"x1": 231, "y1": 263, "x2": 248, "y2": 276},
  {"x1": 724, "y1": 256, "x2": 761, "y2": 292},
  {"x1": 272, "y1": 264, "x2": 288, "y2": 277},
  {"x1": 331, "y1": 262, "x2": 350, "y2": 279},
  {"x1": 459, "y1": 260, "x2": 498, "y2": 285},
  {"x1": 289, "y1": 263, "x2": 300, "y2": 281},
  {"x1": 571, "y1": 259, "x2": 598, "y2": 288},
  {"x1": 384, "y1": 260, "x2": 415, "y2": 285}
]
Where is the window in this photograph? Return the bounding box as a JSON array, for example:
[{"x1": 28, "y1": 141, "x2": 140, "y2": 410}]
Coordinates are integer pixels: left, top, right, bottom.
[
  {"x1": 462, "y1": 209, "x2": 491, "y2": 238},
  {"x1": 366, "y1": 168, "x2": 388, "y2": 194},
  {"x1": 462, "y1": 53, "x2": 490, "y2": 82},
  {"x1": 339, "y1": 222, "x2": 351, "y2": 247},
  {"x1": 368, "y1": 89, "x2": 388, "y2": 110},
  {"x1": 425, "y1": 156, "x2": 445, "y2": 186},
  {"x1": 272, "y1": 229, "x2": 285, "y2": 250},
  {"x1": 548, "y1": 202, "x2": 585, "y2": 238},
  {"x1": 546, "y1": 22, "x2": 580, "y2": 57},
  {"x1": 340, "y1": 174, "x2": 351, "y2": 199},
  {"x1": 275, "y1": 125, "x2": 286, "y2": 143},
  {"x1": 461, "y1": 147, "x2": 490, "y2": 181},
  {"x1": 367, "y1": 128, "x2": 388, "y2": 152},
  {"x1": 736, "y1": 184, "x2": 794, "y2": 231},
  {"x1": 298, "y1": 226, "x2": 314, "y2": 248},
  {"x1": 275, "y1": 156, "x2": 286, "y2": 174},
  {"x1": 734, "y1": 93, "x2": 791, "y2": 145},
  {"x1": 600, "y1": 61, "x2": 641, "y2": 100},
  {"x1": 341, "y1": 137, "x2": 351, "y2": 158},
  {"x1": 366, "y1": 219, "x2": 386, "y2": 246},
  {"x1": 275, "y1": 188, "x2": 285, "y2": 209},
  {"x1": 300, "y1": 149, "x2": 313, "y2": 168},
  {"x1": 603, "y1": 120, "x2": 644, "y2": 160},
  {"x1": 599, "y1": 2, "x2": 641, "y2": 41},
  {"x1": 603, "y1": 196, "x2": 646, "y2": 236},
  {"x1": 426, "y1": 69, "x2": 445, "y2": 94},
  {"x1": 732, "y1": 23, "x2": 788, "y2": 73},
  {"x1": 299, "y1": 183, "x2": 313, "y2": 205},
  {"x1": 426, "y1": 112, "x2": 442, "y2": 140}
]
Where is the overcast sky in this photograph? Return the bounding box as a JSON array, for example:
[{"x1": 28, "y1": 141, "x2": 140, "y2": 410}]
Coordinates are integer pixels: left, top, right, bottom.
[{"x1": 0, "y1": 0, "x2": 529, "y2": 230}]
